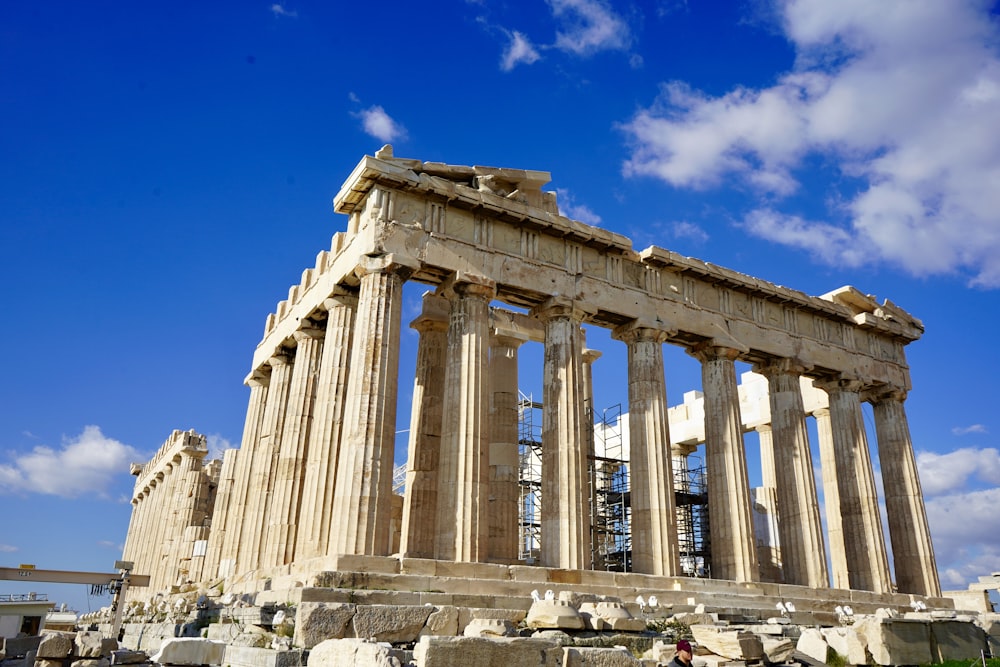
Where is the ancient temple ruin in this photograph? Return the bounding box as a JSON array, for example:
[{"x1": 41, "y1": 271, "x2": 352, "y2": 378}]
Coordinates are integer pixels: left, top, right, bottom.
[{"x1": 120, "y1": 147, "x2": 942, "y2": 611}]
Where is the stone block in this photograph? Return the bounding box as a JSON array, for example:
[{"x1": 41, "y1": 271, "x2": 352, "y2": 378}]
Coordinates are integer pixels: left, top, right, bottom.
[
  {"x1": 150, "y1": 638, "x2": 227, "y2": 666},
  {"x1": 821, "y1": 627, "x2": 867, "y2": 665},
  {"x1": 931, "y1": 619, "x2": 988, "y2": 662},
  {"x1": 109, "y1": 650, "x2": 149, "y2": 665},
  {"x1": 74, "y1": 632, "x2": 104, "y2": 659},
  {"x1": 690, "y1": 625, "x2": 763, "y2": 660},
  {"x1": 412, "y1": 635, "x2": 562, "y2": 666},
  {"x1": 34, "y1": 659, "x2": 64, "y2": 667},
  {"x1": 462, "y1": 619, "x2": 515, "y2": 638},
  {"x1": 206, "y1": 624, "x2": 268, "y2": 648},
  {"x1": 221, "y1": 645, "x2": 304, "y2": 667},
  {"x1": 760, "y1": 637, "x2": 795, "y2": 663},
  {"x1": 795, "y1": 628, "x2": 828, "y2": 664},
  {"x1": 6, "y1": 637, "x2": 44, "y2": 658},
  {"x1": 70, "y1": 660, "x2": 109, "y2": 667},
  {"x1": 307, "y1": 638, "x2": 396, "y2": 667},
  {"x1": 525, "y1": 600, "x2": 584, "y2": 630},
  {"x1": 419, "y1": 607, "x2": 458, "y2": 638},
  {"x1": 579, "y1": 603, "x2": 645, "y2": 632},
  {"x1": 854, "y1": 617, "x2": 932, "y2": 667},
  {"x1": 563, "y1": 646, "x2": 642, "y2": 666},
  {"x1": 292, "y1": 603, "x2": 356, "y2": 649},
  {"x1": 349, "y1": 605, "x2": 432, "y2": 644},
  {"x1": 456, "y1": 606, "x2": 526, "y2": 633},
  {"x1": 36, "y1": 633, "x2": 73, "y2": 659}
]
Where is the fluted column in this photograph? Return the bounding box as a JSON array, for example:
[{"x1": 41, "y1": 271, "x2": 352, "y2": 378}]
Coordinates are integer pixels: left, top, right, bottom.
[
  {"x1": 436, "y1": 277, "x2": 496, "y2": 561},
  {"x1": 816, "y1": 378, "x2": 891, "y2": 593},
  {"x1": 330, "y1": 254, "x2": 414, "y2": 556},
  {"x1": 217, "y1": 373, "x2": 268, "y2": 576},
  {"x1": 265, "y1": 324, "x2": 324, "y2": 566},
  {"x1": 689, "y1": 344, "x2": 759, "y2": 582},
  {"x1": 814, "y1": 407, "x2": 848, "y2": 588},
  {"x1": 296, "y1": 291, "x2": 358, "y2": 559},
  {"x1": 239, "y1": 353, "x2": 293, "y2": 571},
  {"x1": 203, "y1": 448, "x2": 237, "y2": 579},
  {"x1": 867, "y1": 386, "x2": 941, "y2": 596},
  {"x1": 399, "y1": 294, "x2": 449, "y2": 559},
  {"x1": 488, "y1": 331, "x2": 526, "y2": 562},
  {"x1": 614, "y1": 323, "x2": 679, "y2": 576},
  {"x1": 533, "y1": 298, "x2": 591, "y2": 569},
  {"x1": 757, "y1": 361, "x2": 828, "y2": 588}
]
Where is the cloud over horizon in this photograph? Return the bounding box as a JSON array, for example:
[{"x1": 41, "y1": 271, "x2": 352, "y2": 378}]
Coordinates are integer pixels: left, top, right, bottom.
[
  {"x1": 356, "y1": 106, "x2": 407, "y2": 143},
  {"x1": 622, "y1": 0, "x2": 1000, "y2": 286}
]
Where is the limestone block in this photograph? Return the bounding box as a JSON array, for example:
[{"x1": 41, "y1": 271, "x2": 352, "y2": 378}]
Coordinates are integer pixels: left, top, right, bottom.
[
  {"x1": 150, "y1": 638, "x2": 227, "y2": 666},
  {"x1": 206, "y1": 624, "x2": 269, "y2": 648},
  {"x1": 795, "y1": 628, "x2": 829, "y2": 664},
  {"x1": 109, "y1": 650, "x2": 150, "y2": 665},
  {"x1": 760, "y1": 637, "x2": 795, "y2": 663},
  {"x1": 670, "y1": 613, "x2": 717, "y2": 626},
  {"x1": 36, "y1": 633, "x2": 73, "y2": 659},
  {"x1": 854, "y1": 617, "x2": 932, "y2": 667},
  {"x1": 307, "y1": 638, "x2": 398, "y2": 667},
  {"x1": 100, "y1": 639, "x2": 118, "y2": 656},
  {"x1": 74, "y1": 632, "x2": 105, "y2": 659},
  {"x1": 456, "y1": 606, "x2": 526, "y2": 632},
  {"x1": 221, "y1": 646, "x2": 303, "y2": 667},
  {"x1": 70, "y1": 660, "x2": 110, "y2": 667},
  {"x1": 350, "y1": 605, "x2": 433, "y2": 643},
  {"x1": 293, "y1": 603, "x2": 356, "y2": 649},
  {"x1": 412, "y1": 635, "x2": 562, "y2": 666},
  {"x1": 690, "y1": 625, "x2": 763, "y2": 660},
  {"x1": 419, "y1": 606, "x2": 458, "y2": 638},
  {"x1": 579, "y1": 603, "x2": 645, "y2": 632},
  {"x1": 525, "y1": 600, "x2": 585, "y2": 630},
  {"x1": 931, "y1": 620, "x2": 988, "y2": 662},
  {"x1": 35, "y1": 659, "x2": 64, "y2": 667},
  {"x1": 563, "y1": 646, "x2": 641, "y2": 666},
  {"x1": 4, "y1": 635, "x2": 43, "y2": 657},
  {"x1": 462, "y1": 619, "x2": 515, "y2": 638},
  {"x1": 821, "y1": 627, "x2": 867, "y2": 665}
]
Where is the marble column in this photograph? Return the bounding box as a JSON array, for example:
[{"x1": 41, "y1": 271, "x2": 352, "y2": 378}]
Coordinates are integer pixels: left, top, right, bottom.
[
  {"x1": 533, "y1": 298, "x2": 591, "y2": 570},
  {"x1": 265, "y1": 324, "x2": 324, "y2": 566},
  {"x1": 399, "y1": 293, "x2": 449, "y2": 559},
  {"x1": 689, "y1": 344, "x2": 759, "y2": 582},
  {"x1": 816, "y1": 378, "x2": 892, "y2": 593},
  {"x1": 753, "y1": 425, "x2": 782, "y2": 583},
  {"x1": 239, "y1": 353, "x2": 293, "y2": 571},
  {"x1": 436, "y1": 278, "x2": 496, "y2": 562},
  {"x1": 488, "y1": 331, "x2": 527, "y2": 562},
  {"x1": 330, "y1": 254, "x2": 414, "y2": 556},
  {"x1": 814, "y1": 407, "x2": 849, "y2": 589},
  {"x1": 202, "y1": 448, "x2": 237, "y2": 579},
  {"x1": 217, "y1": 372, "x2": 268, "y2": 575},
  {"x1": 614, "y1": 323, "x2": 679, "y2": 576},
  {"x1": 867, "y1": 386, "x2": 941, "y2": 597},
  {"x1": 757, "y1": 361, "x2": 828, "y2": 588},
  {"x1": 296, "y1": 291, "x2": 358, "y2": 559}
]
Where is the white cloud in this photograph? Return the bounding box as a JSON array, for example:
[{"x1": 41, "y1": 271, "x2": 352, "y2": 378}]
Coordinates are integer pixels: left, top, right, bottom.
[
  {"x1": 952, "y1": 424, "x2": 988, "y2": 436},
  {"x1": 916, "y1": 447, "x2": 1000, "y2": 496},
  {"x1": 501, "y1": 31, "x2": 541, "y2": 71},
  {"x1": 0, "y1": 544, "x2": 17, "y2": 552},
  {"x1": 672, "y1": 221, "x2": 709, "y2": 244},
  {"x1": 924, "y1": 486, "x2": 1000, "y2": 584},
  {"x1": 0, "y1": 426, "x2": 140, "y2": 499},
  {"x1": 622, "y1": 0, "x2": 1000, "y2": 286},
  {"x1": 556, "y1": 188, "x2": 602, "y2": 226},
  {"x1": 549, "y1": 0, "x2": 632, "y2": 56},
  {"x1": 270, "y1": 4, "x2": 297, "y2": 18},
  {"x1": 205, "y1": 433, "x2": 235, "y2": 461},
  {"x1": 356, "y1": 106, "x2": 407, "y2": 143}
]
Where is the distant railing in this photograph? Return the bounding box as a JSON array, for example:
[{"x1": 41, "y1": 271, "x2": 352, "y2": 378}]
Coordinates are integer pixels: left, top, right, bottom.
[{"x1": 0, "y1": 593, "x2": 49, "y2": 602}]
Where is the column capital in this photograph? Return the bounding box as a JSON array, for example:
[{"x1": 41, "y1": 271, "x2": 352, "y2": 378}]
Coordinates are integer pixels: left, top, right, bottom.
[
  {"x1": 292, "y1": 324, "x2": 325, "y2": 343},
  {"x1": 245, "y1": 367, "x2": 270, "y2": 388},
  {"x1": 582, "y1": 348, "x2": 602, "y2": 364},
  {"x1": 355, "y1": 252, "x2": 420, "y2": 279},
  {"x1": 410, "y1": 292, "x2": 450, "y2": 334},
  {"x1": 530, "y1": 296, "x2": 594, "y2": 322},
  {"x1": 813, "y1": 375, "x2": 865, "y2": 395},
  {"x1": 755, "y1": 424, "x2": 773, "y2": 435},
  {"x1": 453, "y1": 279, "x2": 496, "y2": 301},
  {"x1": 687, "y1": 342, "x2": 745, "y2": 363},
  {"x1": 323, "y1": 287, "x2": 359, "y2": 311},
  {"x1": 862, "y1": 383, "x2": 908, "y2": 403},
  {"x1": 268, "y1": 351, "x2": 292, "y2": 368},
  {"x1": 753, "y1": 357, "x2": 811, "y2": 378},
  {"x1": 612, "y1": 320, "x2": 671, "y2": 344},
  {"x1": 491, "y1": 331, "x2": 528, "y2": 349}
]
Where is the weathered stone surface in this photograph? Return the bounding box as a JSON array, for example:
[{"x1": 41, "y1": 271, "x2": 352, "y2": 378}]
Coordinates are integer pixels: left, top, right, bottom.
[
  {"x1": 690, "y1": 625, "x2": 763, "y2": 660},
  {"x1": 150, "y1": 638, "x2": 227, "y2": 666},
  {"x1": 525, "y1": 600, "x2": 585, "y2": 630},
  {"x1": 110, "y1": 649, "x2": 149, "y2": 665},
  {"x1": 579, "y1": 603, "x2": 646, "y2": 632},
  {"x1": 35, "y1": 659, "x2": 63, "y2": 667},
  {"x1": 795, "y1": 628, "x2": 828, "y2": 664},
  {"x1": 350, "y1": 604, "x2": 433, "y2": 643},
  {"x1": 419, "y1": 606, "x2": 458, "y2": 638},
  {"x1": 307, "y1": 639, "x2": 397, "y2": 667},
  {"x1": 70, "y1": 660, "x2": 110, "y2": 667},
  {"x1": 293, "y1": 603, "x2": 356, "y2": 649},
  {"x1": 222, "y1": 645, "x2": 304, "y2": 667},
  {"x1": 462, "y1": 619, "x2": 515, "y2": 638},
  {"x1": 36, "y1": 633, "x2": 73, "y2": 659},
  {"x1": 74, "y1": 632, "x2": 105, "y2": 659},
  {"x1": 456, "y1": 606, "x2": 525, "y2": 633},
  {"x1": 931, "y1": 619, "x2": 988, "y2": 661},
  {"x1": 563, "y1": 646, "x2": 641, "y2": 666},
  {"x1": 413, "y1": 635, "x2": 562, "y2": 666},
  {"x1": 5, "y1": 636, "x2": 43, "y2": 658},
  {"x1": 821, "y1": 626, "x2": 867, "y2": 665},
  {"x1": 760, "y1": 636, "x2": 795, "y2": 663},
  {"x1": 206, "y1": 624, "x2": 269, "y2": 648},
  {"x1": 854, "y1": 617, "x2": 932, "y2": 666}
]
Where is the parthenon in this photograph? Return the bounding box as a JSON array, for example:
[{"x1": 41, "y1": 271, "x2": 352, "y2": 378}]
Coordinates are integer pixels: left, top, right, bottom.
[{"x1": 120, "y1": 146, "x2": 942, "y2": 611}]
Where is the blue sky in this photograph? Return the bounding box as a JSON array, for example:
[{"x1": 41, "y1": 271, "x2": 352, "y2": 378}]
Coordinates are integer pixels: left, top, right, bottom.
[{"x1": 2, "y1": 0, "x2": 999, "y2": 612}]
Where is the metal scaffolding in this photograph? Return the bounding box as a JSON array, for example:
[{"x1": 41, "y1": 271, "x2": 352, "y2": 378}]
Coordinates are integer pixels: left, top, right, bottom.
[
  {"x1": 517, "y1": 391, "x2": 543, "y2": 563},
  {"x1": 674, "y1": 456, "x2": 711, "y2": 577},
  {"x1": 590, "y1": 403, "x2": 631, "y2": 571}
]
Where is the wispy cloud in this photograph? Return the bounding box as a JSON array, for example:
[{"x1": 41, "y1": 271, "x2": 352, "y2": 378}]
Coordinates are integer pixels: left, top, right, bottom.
[
  {"x1": 916, "y1": 446, "x2": 1000, "y2": 497},
  {"x1": 556, "y1": 188, "x2": 602, "y2": 226},
  {"x1": 270, "y1": 4, "x2": 297, "y2": 18},
  {"x1": 0, "y1": 426, "x2": 140, "y2": 499},
  {"x1": 205, "y1": 433, "x2": 234, "y2": 461},
  {"x1": 622, "y1": 0, "x2": 1000, "y2": 286},
  {"x1": 355, "y1": 106, "x2": 407, "y2": 143},
  {"x1": 0, "y1": 544, "x2": 17, "y2": 553},
  {"x1": 672, "y1": 220, "x2": 709, "y2": 244},
  {"x1": 501, "y1": 31, "x2": 541, "y2": 71},
  {"x1": 952, "y1": 424, "x2": 987, "y2": 436},
  {"x1": 549, "y1": 0, "x2": 632, "y2": 56}
]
